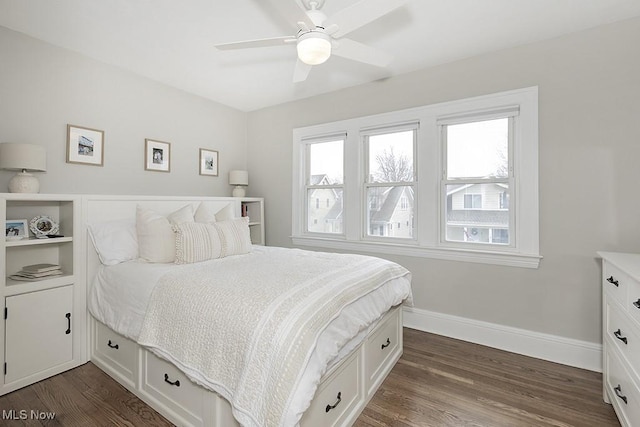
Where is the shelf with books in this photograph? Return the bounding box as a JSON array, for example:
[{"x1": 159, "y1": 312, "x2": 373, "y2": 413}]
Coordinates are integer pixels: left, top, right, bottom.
[
  {"x1": 0, "y1": 194, "x2": 85, "y2": 396},
  {"x1": 240, "y1": 198, "x2": 265, "y2": 245}
]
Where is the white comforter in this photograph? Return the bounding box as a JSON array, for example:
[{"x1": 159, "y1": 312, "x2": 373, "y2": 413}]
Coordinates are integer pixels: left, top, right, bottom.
[{"x1": 89, "y1": 246, "x2": 412, "y2": 426}]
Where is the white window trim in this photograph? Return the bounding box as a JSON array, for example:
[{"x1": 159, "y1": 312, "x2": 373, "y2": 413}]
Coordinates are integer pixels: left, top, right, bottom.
[{"x1": 292, "y1": 87, "x2": 540, "y2": 268}]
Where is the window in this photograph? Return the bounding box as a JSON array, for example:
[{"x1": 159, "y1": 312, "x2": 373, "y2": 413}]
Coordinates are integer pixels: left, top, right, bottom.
[
  {"x1": 364, "y1": 127, "x2": 416, "y2": 240},
  {"x1": 304, "y1": 136, "x2": 344, "y2": 235},
  {"x1": 442, "y1": 116, "x2": 513, "y2": 246},
  {"x1": 463, "y1": 194, "x2": 483, "y2": 209},
  {"x1": 292, "y1": 87, "x2": 540, "y2": 268}
]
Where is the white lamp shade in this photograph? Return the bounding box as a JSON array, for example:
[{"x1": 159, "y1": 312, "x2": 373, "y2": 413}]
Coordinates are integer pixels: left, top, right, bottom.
[
  {"x1": 229, "y1": 170, "x2": 249, "y2": 186},
  {"x1": 297, "y1": 32, "x2": 332, "y2": 65},
  {"x1": 0, "y1": 143, "x2": 47, "y2": 172}
]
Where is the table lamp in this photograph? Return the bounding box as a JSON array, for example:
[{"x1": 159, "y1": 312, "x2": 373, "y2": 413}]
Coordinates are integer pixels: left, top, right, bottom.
[
  {"x1": 0, "y1": 143, "x2": 47, "y2": 193},
  {"x1": 229, "y1": 170, "x2": 248, "y2": 197}
]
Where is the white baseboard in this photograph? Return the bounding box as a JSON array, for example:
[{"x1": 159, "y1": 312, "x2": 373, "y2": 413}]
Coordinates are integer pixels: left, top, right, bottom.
[{"x1": 403, "y1": 306, "x2": 602, "y2": 372}]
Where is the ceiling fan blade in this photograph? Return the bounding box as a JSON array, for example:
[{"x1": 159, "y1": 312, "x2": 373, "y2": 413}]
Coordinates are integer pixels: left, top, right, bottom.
[
  {"x1": 263, "y1": 0, "x2": 315, "y2": 30},
  {"x1": 324, "y1": 0, "x2": 406, "y2": 38},
  {"x1": 293, "y1": 59, "x2": 313, "y2": 82},
  {"x1": 215, "y1": 36, "x2": 296, "y2": 50},
  {"x1": 332, "y1": 38, "x2": 392, "y2": 67}
]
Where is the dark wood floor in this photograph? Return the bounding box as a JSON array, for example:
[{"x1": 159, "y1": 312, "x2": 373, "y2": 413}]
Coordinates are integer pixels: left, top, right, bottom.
[{"x1": 0, "y1": 328, "x2": 619, "y2": 426}]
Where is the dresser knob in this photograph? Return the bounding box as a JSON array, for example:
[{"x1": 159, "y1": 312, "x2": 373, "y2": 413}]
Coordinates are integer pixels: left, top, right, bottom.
[
  {"x1": 633, "y1": 298, "x2": 640, "y2": 309},
  {"x1": 606, "y1": 276, "x2": 619, "y2": 287}
]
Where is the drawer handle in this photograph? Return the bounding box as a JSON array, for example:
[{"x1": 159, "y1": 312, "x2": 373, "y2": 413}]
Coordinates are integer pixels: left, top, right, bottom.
[
  {"x1": 634, "y1": 299, "x2": 640, "y2": 309},
  {"x1": 325, "y1": 392, "x2": 342, "y2": 413},
  {"x1": 614, "y1": 329, "x2": 628, "y2": 345},
  {"x1": 607, "y1": 276, "x2": 619, "y2": 287},
  {"x1": 107, "y1": 340, "x2": 119, "y2": 350},
  {"x1": 164, "y1": 373, "x2": 181, "y2": 387},
  {"x1": 614, "y1": 385, "x2": 628, "y2": 404},
  {"x1": 381, "y1": 338, "x2": 391, "y2": 350},
  {"x1": 65, "y1": 313, "x2": 71, "y2": 334}
]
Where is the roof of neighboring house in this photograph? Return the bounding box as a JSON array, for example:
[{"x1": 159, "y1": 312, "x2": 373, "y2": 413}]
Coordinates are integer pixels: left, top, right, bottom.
[
  {"x1": 310, "y1": 174, "x2": 329, "y2": 185},
  {"x1": 446, "y1": 182, "x2": 508, "y2": 195},
  {"x1": 370, "y1": 186, "x2": 414, "y2": 223},
  {"x1": 324, "y1": 193, "x2": 343, "y2": 221},
  {"x1": 447, "y1": 209, "x2": 509, "y2": 227}
]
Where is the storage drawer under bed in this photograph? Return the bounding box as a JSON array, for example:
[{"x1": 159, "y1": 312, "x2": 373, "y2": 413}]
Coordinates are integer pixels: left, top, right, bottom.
[
  {"x1": 93, "y1": 319, "x2": 137, "y2": 386},
  {"x1": 141, "y1": 350, "x2": 209, "y2": 427}
]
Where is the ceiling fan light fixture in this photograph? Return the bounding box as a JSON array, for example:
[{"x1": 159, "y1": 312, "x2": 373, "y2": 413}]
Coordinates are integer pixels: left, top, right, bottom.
[{"x1": 297, "y1": 31, "x2": 332, "y2": 65}]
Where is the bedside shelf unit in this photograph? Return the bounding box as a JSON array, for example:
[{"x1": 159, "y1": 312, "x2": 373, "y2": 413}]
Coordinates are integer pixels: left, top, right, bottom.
[
  {"x1": 240, "y1": 197, "x2": 265, "y2": 245},
  {"x1": 0, "y1": 193, "x2": 87, "y2": 396}
]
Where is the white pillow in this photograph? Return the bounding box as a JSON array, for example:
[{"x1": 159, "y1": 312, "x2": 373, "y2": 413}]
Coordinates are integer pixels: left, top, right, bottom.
[
  {"x1": 136, "y1": 204, "x2": 194, "y2": 263},
  {"x1": 174, "y1": 222, "x2": 223, "y2": 264},
  {"x1": 215, "y1": 217, "x2": 252, "y2": 257},
  {"x1": 215, "y1": 203, "x2": 235, "y2": 221},
  {"x1": 88, "y1": 218, "x2": 138, "y2": 265},
  {"x1": 194, "y1": 201, "x2": 218, "y2": 224}
]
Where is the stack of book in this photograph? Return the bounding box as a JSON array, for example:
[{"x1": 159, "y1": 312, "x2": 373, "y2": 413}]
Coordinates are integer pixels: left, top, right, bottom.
[{"x1": 9, "y1": 263, "x2": 63, "y2": 281}]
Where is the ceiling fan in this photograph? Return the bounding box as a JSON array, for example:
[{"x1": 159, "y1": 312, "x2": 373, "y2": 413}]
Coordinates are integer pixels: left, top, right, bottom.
[{"x1": 214, "y1": 0, "x2": 406, "y2": 82}]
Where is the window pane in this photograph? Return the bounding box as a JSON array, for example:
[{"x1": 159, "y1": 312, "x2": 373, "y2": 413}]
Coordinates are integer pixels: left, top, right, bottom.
[
  {"x1": 445, "y1": 183, "x2": 510, "y2": 244},
  {"x1": 447, "y1": 118, "x2": 509, "y2": 179},
  {"x1": 367, "y1": 186, "x2": 414, "y2": 238},
  {"x1": 309, "y1": 140, "x2": 343, "y2": 185},
  {"x1": 367, "y1": 131, "x2": 414, "y2": 183},
  {"x1": 307, "y1": 188, "x2": 343, "y2": 234}
]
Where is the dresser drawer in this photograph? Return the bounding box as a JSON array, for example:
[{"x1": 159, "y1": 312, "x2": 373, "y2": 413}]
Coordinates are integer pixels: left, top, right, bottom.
[
  {"x1": 301, "y1": 350, "x2": 363, "y2": 427},
  {"x1": 605, "y1": 348, "x2": 640, "y2": 427},
  {"x1": 142, "y1": 350, "x2": 206, "y2": 426},
  {"x1": 364, "y1": 306, "x2": 401, "y2": 393},
  {"x1": 606, "y1": 297, "x2": 640, "y2": 379},
  {"x1": 628, "y1": 275, "x2": 640, "y2": 328},
  {"x1": 94, "y1": 320, "x2": 137, "y2": 383},
  {"x1": 604, "y1": 261, "x2": 630, "y2": 307}
]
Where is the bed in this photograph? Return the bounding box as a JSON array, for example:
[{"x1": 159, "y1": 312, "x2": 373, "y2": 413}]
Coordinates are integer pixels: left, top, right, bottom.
[{"x1": 84, "y1": 195, "x2": 412, "y2": 427}]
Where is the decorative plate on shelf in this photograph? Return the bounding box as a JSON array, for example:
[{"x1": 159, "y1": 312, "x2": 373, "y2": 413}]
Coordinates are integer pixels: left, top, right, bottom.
[{"x1": 29, "y1": 215, "x2": 59, "y2": 238}]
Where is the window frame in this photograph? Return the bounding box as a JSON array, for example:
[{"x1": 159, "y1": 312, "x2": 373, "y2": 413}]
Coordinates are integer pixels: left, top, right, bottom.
[
  {"x1": 292, "y1": 87, "x2": 540, "y2": 268},
  {"x1": 301, "y1": 134, "x2": 346, "y2": 237},
  {"x1": 440, "y1": 113, "x2": 516, "y2": 250},
  {"x1": 362, "y1": 124, "x2": 418, "y2": 243}
]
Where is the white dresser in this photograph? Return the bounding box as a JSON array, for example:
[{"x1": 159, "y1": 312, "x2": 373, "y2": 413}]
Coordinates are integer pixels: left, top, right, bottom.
[{"x1": 599, "y1": 252, "x2": 640, "y2": 426}]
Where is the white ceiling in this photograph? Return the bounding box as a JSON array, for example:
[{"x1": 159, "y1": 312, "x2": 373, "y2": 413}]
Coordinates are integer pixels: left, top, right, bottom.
[{"x1": 1, "y1": 0, "x2": 640, "y2": 112}]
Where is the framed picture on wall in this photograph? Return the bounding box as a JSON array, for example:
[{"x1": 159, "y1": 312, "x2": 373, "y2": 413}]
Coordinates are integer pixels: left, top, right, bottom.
[
  {"x1": 66, "y1": 124, "x2": 104, "y2": 166},
  {"x1": 199, "y1": 148, "x2": 219, "y2": 176},
  {"x1": 145, "y1": 139, "x2": 171, "y2": 172}
]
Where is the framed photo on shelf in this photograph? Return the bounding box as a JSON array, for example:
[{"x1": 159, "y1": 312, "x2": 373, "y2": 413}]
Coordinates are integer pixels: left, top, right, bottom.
[
  {"x1": 145, "y1": 139, "x2": 171, "y2": 172},
  {"x1": 67, "y1": 124, "x2": 104, "y2": 166},
  {"x1": 5, "y1": 219, "x2": 28, "y2": 241},
  {"x1": 199, "y1": 148, "x2": 219, "y2": 176}
]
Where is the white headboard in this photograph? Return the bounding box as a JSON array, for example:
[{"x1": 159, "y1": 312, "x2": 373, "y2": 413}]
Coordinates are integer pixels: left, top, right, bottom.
[{"x1": 83, "y1": 195, "x2": 241, "y2": 297}]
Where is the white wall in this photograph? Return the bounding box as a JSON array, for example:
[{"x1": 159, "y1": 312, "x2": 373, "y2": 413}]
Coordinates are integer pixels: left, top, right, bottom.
[
  {"x1": 0, "y1": 27, "x2": 247, "y2": 196},
  {"x1": 246, "y1": 17, "x2": 640, "y2": 348}
]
